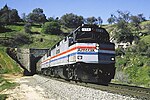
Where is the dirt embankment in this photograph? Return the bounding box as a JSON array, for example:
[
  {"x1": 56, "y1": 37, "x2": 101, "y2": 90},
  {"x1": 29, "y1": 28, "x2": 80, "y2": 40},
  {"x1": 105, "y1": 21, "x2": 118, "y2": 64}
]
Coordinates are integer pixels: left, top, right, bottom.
[{"x1": 1, "y1": 74, "x2": 53, "y2": 100}]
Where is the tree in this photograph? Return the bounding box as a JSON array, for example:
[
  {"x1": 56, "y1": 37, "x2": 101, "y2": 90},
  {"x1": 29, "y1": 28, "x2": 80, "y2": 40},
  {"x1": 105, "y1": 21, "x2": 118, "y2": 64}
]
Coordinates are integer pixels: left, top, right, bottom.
[
  {"x1": 33, "y1": 8, "x2": 43, "y2": 14},
  {"x1": 48, "y1": 17, "x2": 60, "y2": 23},
  {"x1": 27, "y1": 8, "x2": 47, "y2": 24},
  {"x1": 137, "y1": 14, "x2": 146, "y2": 22},
  {"x1": 9, "y1": 9, "x2": 20, "y2": 23},
  {"x1": 117, "y1": 19, "x2": 127, "y2": 29},
  {"x1": 60, "y1": 13, "x2": 84, "y2": 28},
  {"x1": 0, "y1": 23, "x2": 3, "y2": 31},
  {"x1": 114, "y1": 27, "x2": 134, "y2": 44},
  {"x1": 97, "y1": 16, "x2": 103, "y2": 25},
  {"x1": 107, "y1": 14, "x2": 116, "y2": 24},
  {"x1": 47, "y1": 17, "x2": 55, "y2": 22},
  {"x1": 86, "y1": 16, "x2": 97, "y2": 24},
  {"x1": 42, "y1": 22, "x2": 61, "y2": 35},
  {"x1": 0, "y1": 4, "x2": 21, "y2": 24},
  {"x1": 0, "y1": 4, "x2": 10, "y2": 24},
  {"x1": 130, "y1": 14, "x2": 146, "y2": 32},
  {"x1": 130, "y1": 15, "x2": 141, "y2": 32},
  {"x1": 109, "y1": 10, "x2": 135, "y2": 43},
  {"x1": 130, "y1": 15, "x2": 140, "y2": 25},
  {"x1": 114, "y1": 18, "x2": 134, "y2": 43},
  {"x1": 116, "y1": 10, "x2": 130, "y2": 23},
  {"x1": 107, "y1": 11, "x2": 130, "y2": 24}
]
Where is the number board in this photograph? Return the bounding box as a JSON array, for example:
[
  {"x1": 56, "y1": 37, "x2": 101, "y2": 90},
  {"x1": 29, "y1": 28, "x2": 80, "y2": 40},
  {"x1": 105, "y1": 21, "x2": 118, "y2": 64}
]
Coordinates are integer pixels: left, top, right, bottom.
[{"x1": 81, "y1": 28, "x2": 92, "y2": 32}]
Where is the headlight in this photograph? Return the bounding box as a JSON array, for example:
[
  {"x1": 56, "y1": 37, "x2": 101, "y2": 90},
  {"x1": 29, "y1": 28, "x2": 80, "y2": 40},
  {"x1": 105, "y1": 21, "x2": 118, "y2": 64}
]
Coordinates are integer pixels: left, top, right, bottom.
[{"x1": 111, "y1": 57, "x2": 115, "y2": 61}]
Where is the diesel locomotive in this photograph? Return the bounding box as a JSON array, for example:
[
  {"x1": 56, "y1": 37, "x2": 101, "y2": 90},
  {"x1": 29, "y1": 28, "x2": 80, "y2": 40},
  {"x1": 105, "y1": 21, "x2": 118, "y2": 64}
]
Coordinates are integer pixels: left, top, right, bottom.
[{"x1": 36, "y1": 24, "x2": 115, "y2": 84}]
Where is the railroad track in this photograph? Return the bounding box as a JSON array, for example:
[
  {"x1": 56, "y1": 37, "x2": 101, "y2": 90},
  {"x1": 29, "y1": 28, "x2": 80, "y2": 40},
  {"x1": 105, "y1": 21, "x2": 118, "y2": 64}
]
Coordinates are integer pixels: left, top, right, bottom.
[
  {"x1": 39, "y1": 75, "x2": 150, "y2": 100},
  {"x1": 108, "y1": 83, "x2": 150, "y2": 99}
]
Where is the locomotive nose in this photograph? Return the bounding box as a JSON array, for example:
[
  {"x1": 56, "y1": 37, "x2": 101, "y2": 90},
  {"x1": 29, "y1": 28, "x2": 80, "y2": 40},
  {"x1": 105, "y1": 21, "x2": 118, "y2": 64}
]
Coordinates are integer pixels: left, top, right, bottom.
[{"x1": 98, "y1": 43, "x2": 115, "y2": 64}]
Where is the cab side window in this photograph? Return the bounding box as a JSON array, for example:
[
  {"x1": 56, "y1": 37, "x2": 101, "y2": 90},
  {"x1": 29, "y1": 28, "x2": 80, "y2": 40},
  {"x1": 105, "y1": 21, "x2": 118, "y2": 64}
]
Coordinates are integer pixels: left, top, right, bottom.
[{"x1": 69, "y1": 37, "x2": 74, "y2": 46}]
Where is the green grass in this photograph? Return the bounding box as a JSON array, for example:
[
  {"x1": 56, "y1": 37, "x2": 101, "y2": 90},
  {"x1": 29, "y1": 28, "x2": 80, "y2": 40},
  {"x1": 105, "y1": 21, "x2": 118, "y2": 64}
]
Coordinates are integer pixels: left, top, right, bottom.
[
  {"x1": 0, "y1": 76, "x2": 17, "y2": 100},
  {"x1": 0, "y1": 24, "x2": 24, "y2": 37},
  {"x1": 31, "y1": 26, "x2": 42, "y2": 33},
  {"x1": 140, "y1": 20, "x2": 150, "y2": 26},
  {"x1": 115, "y1": 53, "x2": 150, "y2": 88},
  {"x1": 61, "y1": 25, "x2": 73, "y2": 33},
  {"x1": 0, "y1": 47, "x2": 22, "y2": 74},
  {"x1": 6, "y1": 25, "x2": 24, "y2": 31},
  {"x1": 0, "y1": 76, "x2": 17, "y2": 92},
  {"x1": 0, "y1": 48, "x2": 21, "y2": 99},
  {"x1": 0, "y1": 94, "x2": 7, "y2": 100},
  {"x1": 141, "y1": 35, "x2": 150, "y2": 46},
  {"x1": 21, "y1": 34, "x2": 62, "y2": 48}
]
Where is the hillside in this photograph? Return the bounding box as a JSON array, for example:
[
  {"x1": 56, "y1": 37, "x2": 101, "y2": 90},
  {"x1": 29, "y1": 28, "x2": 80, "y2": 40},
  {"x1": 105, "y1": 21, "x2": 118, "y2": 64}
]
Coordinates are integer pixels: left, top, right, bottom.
[
  {"x1": 0, "y1": 47, "x2": 23, "y2": 99},
  {"x1": 0, "y1": 47, "x2": 22, "y2": 74},
  {"x1": 0, "y1": 22, "x2": 150, "y2": 88},
  {"x1": 110, "y1": 21, "x2": 150, "y2": 87},
  {"x1": 0, "y1": 23, "x2": 62, "y2": 48}
]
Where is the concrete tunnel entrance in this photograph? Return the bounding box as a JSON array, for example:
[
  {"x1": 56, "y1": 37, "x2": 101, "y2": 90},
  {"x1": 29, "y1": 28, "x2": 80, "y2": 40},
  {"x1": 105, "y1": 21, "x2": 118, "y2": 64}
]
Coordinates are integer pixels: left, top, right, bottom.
[
  {"x1": 16, "y1": 48, "x2": 49, "y2": 76},
  {"x1": 30, "y1": 55, "x2": 42, "y2": 75}
]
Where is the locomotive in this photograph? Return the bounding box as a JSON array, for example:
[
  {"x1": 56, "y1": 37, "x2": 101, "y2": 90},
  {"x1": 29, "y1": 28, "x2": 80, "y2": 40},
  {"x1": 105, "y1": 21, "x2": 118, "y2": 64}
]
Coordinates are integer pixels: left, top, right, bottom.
[{"x1": 36, "y1": 24, "x2": 115, "y2": 84}]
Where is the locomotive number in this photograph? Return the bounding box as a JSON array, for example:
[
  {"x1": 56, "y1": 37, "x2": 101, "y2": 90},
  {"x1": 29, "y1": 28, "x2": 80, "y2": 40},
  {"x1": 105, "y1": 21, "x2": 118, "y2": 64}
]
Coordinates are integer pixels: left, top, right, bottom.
[
  {"x1": 78, "y1": 48, "x2": 95, "y2": 52},
  {"x1": 81, "y1": 28, "x2": 91, "y2": 31}
]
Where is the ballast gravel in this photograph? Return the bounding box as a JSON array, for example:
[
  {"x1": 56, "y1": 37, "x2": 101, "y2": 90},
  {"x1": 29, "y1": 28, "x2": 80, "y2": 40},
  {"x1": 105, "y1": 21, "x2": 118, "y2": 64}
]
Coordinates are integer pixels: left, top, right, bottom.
[
  {"x1": 2, "y1": 75, "x2": 140, "y2": 100},
  {"x1": 33, "y1": 75, "x2": 139, "y2": 100}
]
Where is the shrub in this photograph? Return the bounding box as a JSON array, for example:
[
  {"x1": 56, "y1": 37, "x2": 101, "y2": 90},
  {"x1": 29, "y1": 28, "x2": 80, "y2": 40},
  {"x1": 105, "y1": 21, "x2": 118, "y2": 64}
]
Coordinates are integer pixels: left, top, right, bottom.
[
  {"x1": 41, "y1": 22, "x2": 61, "y2": 35},
  {"x1": 1, "y1": 32, "x2": 32, "y2": 47},
  {"x1": 13, "y1": 32, "x2": 32, "y2": 46},
  {"x1": 116, "y1": 48, "x2": 125, "y2": 56}
]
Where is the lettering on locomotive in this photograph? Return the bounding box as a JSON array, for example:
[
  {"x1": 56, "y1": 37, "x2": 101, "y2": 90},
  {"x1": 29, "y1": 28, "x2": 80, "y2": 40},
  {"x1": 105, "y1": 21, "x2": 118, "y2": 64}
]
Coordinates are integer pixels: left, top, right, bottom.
[{"x1": 77, "y1": 48, "x2": 95, "y2": 52}]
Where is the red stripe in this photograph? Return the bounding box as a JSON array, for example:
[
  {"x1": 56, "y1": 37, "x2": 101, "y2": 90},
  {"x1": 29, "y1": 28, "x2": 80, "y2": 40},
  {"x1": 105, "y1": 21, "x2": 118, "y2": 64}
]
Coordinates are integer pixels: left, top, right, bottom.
[{"x1": 42, "y1": 46, "x2": 96, "y2": 63}]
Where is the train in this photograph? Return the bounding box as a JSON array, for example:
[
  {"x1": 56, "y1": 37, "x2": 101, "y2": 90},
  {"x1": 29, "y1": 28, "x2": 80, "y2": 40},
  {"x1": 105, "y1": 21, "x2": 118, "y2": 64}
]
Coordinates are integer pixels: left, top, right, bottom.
[{"x1": 36, "y1": 24, "x2": 116, "y2": 85}]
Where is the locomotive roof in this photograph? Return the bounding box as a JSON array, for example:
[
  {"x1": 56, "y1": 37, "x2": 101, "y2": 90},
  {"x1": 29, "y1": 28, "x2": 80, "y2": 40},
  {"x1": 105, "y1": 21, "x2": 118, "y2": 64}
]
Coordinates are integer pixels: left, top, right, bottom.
[
  {"x1": 72, "y1": 24, "x2": 108, "y2": 34},
  {"x1": 51, "y1": 24, "x2": 108, "y2": 50}
]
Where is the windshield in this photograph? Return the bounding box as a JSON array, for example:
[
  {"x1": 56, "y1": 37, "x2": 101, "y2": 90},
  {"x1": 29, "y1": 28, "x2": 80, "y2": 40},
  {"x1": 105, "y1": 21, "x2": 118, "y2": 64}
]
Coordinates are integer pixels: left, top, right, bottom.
[
  {"x1": 76, "y1": 32, "x2": 92, "y2": 39},
  {"x1": 75, "y1": 31, "x2": 109, "y2": 42}
]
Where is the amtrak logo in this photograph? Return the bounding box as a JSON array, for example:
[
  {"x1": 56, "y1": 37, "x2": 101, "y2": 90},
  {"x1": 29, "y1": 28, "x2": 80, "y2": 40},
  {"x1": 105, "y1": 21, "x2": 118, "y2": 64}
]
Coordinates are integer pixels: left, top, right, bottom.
[{"x1": 77, "y1": 48, "x2": 95, "y2": 52}]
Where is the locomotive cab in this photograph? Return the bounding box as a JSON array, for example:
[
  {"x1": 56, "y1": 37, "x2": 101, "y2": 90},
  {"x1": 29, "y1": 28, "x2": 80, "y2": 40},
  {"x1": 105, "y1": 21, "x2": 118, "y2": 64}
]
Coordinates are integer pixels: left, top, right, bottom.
[
  {"x1": 74, "y1": 24, "x2": 109, "y2": 43},
  {"x1": 67, "y1": 24, "x2": 116, "y2": 84}
]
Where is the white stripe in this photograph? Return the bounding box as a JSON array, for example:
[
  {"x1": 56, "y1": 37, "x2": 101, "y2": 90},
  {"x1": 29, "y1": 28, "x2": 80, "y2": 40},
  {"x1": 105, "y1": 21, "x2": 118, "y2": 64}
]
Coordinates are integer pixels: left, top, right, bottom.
[{"x1": 99, "y1": 50, "x2": 115, "y2": 54}]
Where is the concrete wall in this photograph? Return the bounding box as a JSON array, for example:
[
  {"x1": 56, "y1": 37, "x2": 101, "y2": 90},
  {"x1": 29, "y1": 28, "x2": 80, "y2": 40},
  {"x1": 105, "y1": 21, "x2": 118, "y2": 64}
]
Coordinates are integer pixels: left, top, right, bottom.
[
  {"x1": 17, "y1": 48, "x2": 30, "y2": 72},
  {"x1": 16, "y1": 48, "x2": 48, "y2": 75}
]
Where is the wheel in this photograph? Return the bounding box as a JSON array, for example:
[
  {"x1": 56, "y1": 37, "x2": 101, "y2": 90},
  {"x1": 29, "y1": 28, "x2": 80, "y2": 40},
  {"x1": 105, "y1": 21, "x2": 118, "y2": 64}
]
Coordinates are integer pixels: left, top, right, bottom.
[{"x1": 66, "y1": 67, "x2": 74, "y2": 80}]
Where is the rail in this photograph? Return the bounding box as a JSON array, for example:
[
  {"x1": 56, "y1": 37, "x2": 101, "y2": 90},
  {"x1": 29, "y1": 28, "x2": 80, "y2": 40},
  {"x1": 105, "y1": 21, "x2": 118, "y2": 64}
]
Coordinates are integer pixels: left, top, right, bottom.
[{"x1": 40, "y1": 75, "x2": 150, "y2": 100}]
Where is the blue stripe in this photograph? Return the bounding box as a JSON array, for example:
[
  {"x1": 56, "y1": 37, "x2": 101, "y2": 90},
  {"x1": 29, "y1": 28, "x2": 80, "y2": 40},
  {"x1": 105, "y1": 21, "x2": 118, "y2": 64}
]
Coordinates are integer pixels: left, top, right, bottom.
[
  {"x1": 77, "y1": 52, "x2": 98, "y2": 55},
  {"x1": 42, "y1": 51, "x2": 115, "y2": 65},
  {"x1": 50, "y1": 52, "x2": 77, "y2": 63}
]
